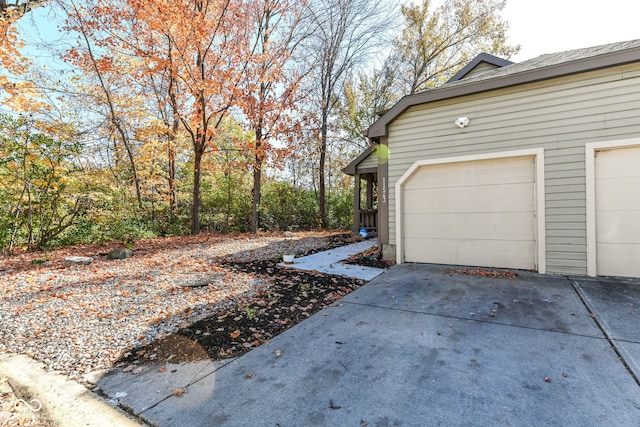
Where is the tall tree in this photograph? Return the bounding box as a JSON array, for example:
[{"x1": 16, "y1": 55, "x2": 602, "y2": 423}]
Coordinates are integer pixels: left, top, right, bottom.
[
  {"x1": 337, "y1": 59, "x2": 398, "y2": 150},
  {"x1": 302, "y1": 0, "x2": 393, "y2": 228},
  {"x1": 241, "y1": 0, "x2": 305, "y2": 233},
  {"x1": 393, "y1": 0, "x2": 518, "y2": 94},
  {"x1": 60, "y1": 0, "x2": 144, "y2": 208},
  {"x1": 129, "y1": 0, "x2": 253, "y2": 234}
]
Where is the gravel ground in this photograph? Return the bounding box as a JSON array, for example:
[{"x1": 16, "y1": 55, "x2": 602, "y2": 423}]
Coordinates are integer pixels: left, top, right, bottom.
[{"x1": 0, "y1": 231, "x2": 350, "y2": 383}]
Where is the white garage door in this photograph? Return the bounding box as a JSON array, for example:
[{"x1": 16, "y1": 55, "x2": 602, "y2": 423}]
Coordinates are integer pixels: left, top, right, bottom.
[
  {"x1": 595, "y1": 146, "x2": 640, "y2": 277},
  {"x1": 402, "y1": 156, "x2": 537, "y2": 270}
]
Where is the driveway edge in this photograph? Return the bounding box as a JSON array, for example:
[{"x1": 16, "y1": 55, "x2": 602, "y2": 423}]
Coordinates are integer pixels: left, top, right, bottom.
[{"x1": 0, "y1": 353, "x2": 145, "y2": 426}]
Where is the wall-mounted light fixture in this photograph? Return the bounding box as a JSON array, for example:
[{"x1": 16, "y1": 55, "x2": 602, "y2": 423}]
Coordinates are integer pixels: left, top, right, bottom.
[{"x1": 454, "y1": 117, "x2": 470, "y2": 128}]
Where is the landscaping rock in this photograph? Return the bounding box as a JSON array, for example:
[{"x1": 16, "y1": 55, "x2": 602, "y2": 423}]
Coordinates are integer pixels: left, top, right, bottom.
[
  {"x1": 64, "y1": 256, "x2": 94, "y2": 267},
  {"x1": 181, "y1": 274, "x2": 222, "y2": 287},
  {"x1": 107, "y1": 249, "x2": 134, "y2": 260}
]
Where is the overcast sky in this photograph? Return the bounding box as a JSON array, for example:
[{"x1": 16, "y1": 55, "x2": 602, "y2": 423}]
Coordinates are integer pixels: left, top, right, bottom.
[{"x1": 502, "y1": 0, "x2": 640, "y2": 61}]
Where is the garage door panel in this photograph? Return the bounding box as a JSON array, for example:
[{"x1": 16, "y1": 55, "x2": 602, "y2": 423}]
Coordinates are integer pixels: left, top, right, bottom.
[
  {"x1": 404, "y1": 212, "x2": 534, "y2": 240},
  {"x1": 403, "y1": 238, "x2": 536, "y2": 270},
  {"x1": 597, "y1": 243, "x2": 640, "y2": 277},
  {"x1": 595, "y1": 145, "x2": 640, "y2": 277},
  {"x1": 402, "y1": 155, "x2": 537, "y2": 270},
  {"x1": 404, "y1": 182, "x2": 535, "y2": 214},
  {"x1": 404, "y1": 156, "x2": 535, "y2": 190},
  {"x1": 597, "y1": 212, "x2": 640, "y2": 243},
  {"x1": 596, "y1": 147, "x2": 640, "y2": 179},
  {"x1": 596, "y1": 176, "x2": 640, "y2": 210}
]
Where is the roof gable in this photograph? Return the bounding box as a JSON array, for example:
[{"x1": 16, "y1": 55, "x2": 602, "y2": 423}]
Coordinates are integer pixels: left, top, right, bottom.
[
  {"x1": 368, "y1": 39, "x2": 640, "y2": 139},
  {"x1": 446, "y1": 53, "x2": 514, "y2": 83},
  {"x1": 343, "y1": 145, "x2": 377, "y2": 175}
]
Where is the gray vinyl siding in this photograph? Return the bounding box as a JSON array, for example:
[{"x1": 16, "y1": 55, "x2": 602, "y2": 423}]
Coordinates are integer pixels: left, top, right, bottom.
[
  {"x1": 387, "y1": 63, "x2": 640, "y2": 275},
  {"x1": 356, "y1": 147, "x2": 378, "y2": 172}
]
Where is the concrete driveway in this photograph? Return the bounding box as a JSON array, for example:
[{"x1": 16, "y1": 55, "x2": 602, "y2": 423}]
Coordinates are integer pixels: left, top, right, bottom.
[{"x1": 99, "y1": 264, "x2": 640, "y2": 426}]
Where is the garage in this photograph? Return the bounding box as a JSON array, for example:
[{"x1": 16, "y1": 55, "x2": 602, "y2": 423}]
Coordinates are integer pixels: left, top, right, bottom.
[
  {"x1": 593, "y1": 145, "x2": 640, "y2": 277},
  {"x1": 354, "y1": 41, "x2": 640, "y2": 276},
  {"x1": 400, "y1": 155, "x2": 538, "y2": 270}
]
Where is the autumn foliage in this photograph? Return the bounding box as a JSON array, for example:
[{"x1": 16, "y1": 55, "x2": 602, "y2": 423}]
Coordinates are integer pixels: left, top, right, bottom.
[{"x1": 0, "y1": 0, "x2": 516, "y2": 252}]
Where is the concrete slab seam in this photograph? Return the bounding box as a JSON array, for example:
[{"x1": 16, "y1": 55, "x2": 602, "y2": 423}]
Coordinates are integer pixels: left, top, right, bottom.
[
  {"x1": 568, "y1": 276, "x2": 640, "y2": 387},
  {"x1": 184, "y1": 360, "x2": 233, "y2": 389},
  {"x1": 133, "y1": 361, "x2": 234, "y2": 419},
  {"x1": 342, "y1": 299, "x2": 611, "y2": 340}
]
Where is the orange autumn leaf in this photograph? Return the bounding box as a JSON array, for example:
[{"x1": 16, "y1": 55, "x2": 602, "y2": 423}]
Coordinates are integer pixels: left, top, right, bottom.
[
  {"x1": 230, "y1": 330, "x2": 241, "y2": 339},
  {"x1": 172, "y1": 387, "x2": 187, "y2": 396}
]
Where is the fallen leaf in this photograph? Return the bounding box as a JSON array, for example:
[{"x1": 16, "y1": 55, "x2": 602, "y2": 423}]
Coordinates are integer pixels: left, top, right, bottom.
[
  {"x1": 246, "y1": 373, "x2": 255, "y2": 378},
  {"x1": 159, "y1": 366, "x2": 167, "y2": 372},
  {"x1": 172, "y1": 387, "x2": 188, "y2": 396},
  {"x1": 230, "y1": 330, "x2": 241, "y2": 339},
  {"x1": 274, "y1": 349, "x2": 282, "y2": 357},
  {"x1": 360, "y1": 421, "x2": 369, "y2": 426}
]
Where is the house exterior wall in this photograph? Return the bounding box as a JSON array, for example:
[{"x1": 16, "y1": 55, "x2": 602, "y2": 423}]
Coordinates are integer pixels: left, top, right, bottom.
[{"x1": 385, "y1": 63, "x2": 640, "y2": 275}]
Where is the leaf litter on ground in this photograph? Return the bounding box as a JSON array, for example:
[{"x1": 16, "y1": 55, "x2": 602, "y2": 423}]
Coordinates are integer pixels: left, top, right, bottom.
[{"x1": 0, "y1": 231, "x2": 380, "y2": 383}]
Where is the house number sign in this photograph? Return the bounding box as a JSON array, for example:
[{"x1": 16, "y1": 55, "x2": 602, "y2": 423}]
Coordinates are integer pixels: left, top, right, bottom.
[{"x1": 381, "y1": 177, "x2": 387, "y2": 204}]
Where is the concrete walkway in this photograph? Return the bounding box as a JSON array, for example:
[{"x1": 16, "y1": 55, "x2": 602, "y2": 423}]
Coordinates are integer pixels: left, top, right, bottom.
[
  {"x1": 96, "y1": 264, "x2": 640, "y2": 426},
  {"x1": 277, "y1": 239, "x2": 384, "y2": 281}
]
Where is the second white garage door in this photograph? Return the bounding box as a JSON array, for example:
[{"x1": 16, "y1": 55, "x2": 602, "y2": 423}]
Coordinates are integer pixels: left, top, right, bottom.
[
  {"x1": 402, "y1": 155, "x2": 537, "y2": 270},
  {"x1": 594, "y1": 146, "x2": 640, "y2": 277}
]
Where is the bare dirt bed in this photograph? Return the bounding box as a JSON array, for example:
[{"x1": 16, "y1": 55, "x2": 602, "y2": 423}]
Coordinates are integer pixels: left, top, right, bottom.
[{"x1": 122, "y1": 257, "x2": 365, "y2": 365}]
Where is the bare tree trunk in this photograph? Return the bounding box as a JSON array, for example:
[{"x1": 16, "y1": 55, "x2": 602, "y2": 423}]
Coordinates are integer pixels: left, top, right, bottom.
[
  {"x1": 190, "y1": 42, "x2": 208, "y2": 235},
  {"x1": 8, "y1": 185, "x2": 26, "y2": 254},
  {"x1": 250, "y1": 156, "x2": 262, "y2": 233},
  {"x1": 250, "y1": 124, "x2": 263, "y2": 233},
  {"x1": 167, "y1": 43, "x2": 180, "y2": 214},
  {"x1": 26, "y1": 181, "x2": 34, "y2": 248},
  {"x1": 319, "y1": 118, "x2": 328, "y2": 229},
  {"x1": 191, "y1": 148, "x2": 203, "y2": 235},
  {"x1": 168, "y1": 142, "x2": 177, "y2": 213},
  {"x1": 117, "y1": 126, "x2": 143, "y2": 209}
]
